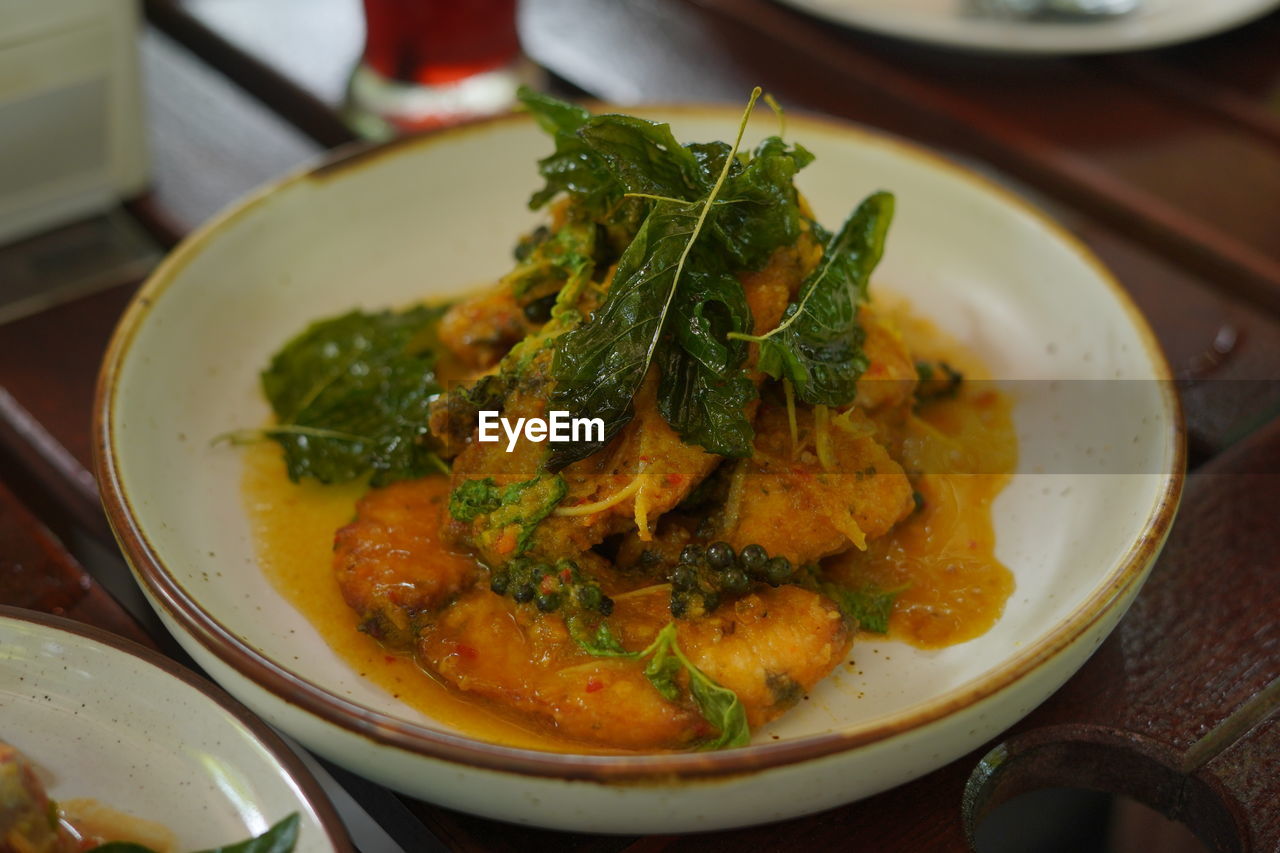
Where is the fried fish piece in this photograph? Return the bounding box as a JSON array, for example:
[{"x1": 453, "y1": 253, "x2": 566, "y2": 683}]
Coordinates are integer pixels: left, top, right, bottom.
[
  {"x1": 720, "y1": 403, "x2": 915, "y2": 566},
  {"x1": 437, "y1": 283, "x2": 531, "y2": 372},
  {"x1": 416, "y1": 584, "x2": 850, "y2": 748},
  {"x1": 334, "y1": 477, "x2": 477, "y2": 648}
]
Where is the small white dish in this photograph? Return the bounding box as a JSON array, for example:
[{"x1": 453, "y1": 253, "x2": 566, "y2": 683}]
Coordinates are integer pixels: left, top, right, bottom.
[
  {"x1": 773, "y1": 0, "x2": 1280, "y2": 54},
  {"x1": 96, "y1": 106, "x2": 1183, "y2": 833},
  {"x1": 0, "y1": 607, "x2": 350, "y2": 852}
]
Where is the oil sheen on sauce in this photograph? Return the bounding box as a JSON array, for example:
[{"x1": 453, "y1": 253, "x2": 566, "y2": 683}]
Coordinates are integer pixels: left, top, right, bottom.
[
  {"x1": 849, "y1": 300, "x2": 1017, "y2": 648},
  {"x1": 243, "y1": 299, "x2": 1016, "y2": 749},
  {"x1": 242, "y1": 443, "x2": 584, "y2": 751}
]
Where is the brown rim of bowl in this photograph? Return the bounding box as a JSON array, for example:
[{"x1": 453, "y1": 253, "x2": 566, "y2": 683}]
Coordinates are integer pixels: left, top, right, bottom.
[
  {"x1": 93, "y1": 105, "x2": 1186, "y2": 783},
  {"x1": 0, "y1": 605, "x2": 355, "y2": 851}
]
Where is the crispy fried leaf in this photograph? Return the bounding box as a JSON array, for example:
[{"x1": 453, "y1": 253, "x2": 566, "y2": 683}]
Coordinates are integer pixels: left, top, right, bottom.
[
  {"x1": 709, "y1": 137, "x2": 815, "y2": 271},
  {"x1": 656, "y1": 269, "x2": 757, "y2": 456},
  {"x1": 548, "y1": 200, "x2": 703, "y2": 468},
  {"x1": 742, "y1": 192, "x2": 894, "y2": 407},
  {"x1": 547, "y1": 91, "x2": 763, "y2": 468},
  {"x1": 567, "y1": 617, "x2": 634, "y2": 656},
  {"x1": 579, "y1": 115, "x2": 704, "y2": 200},
  {"x1": 256, "y1": 307, "x2": 447, "y2": 485},
  {"x1": 519, "y1": 88, "x2": 617, "y2": 215}
]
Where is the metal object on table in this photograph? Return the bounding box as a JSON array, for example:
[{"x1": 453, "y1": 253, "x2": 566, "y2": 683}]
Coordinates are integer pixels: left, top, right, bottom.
[{"x1": 965, "y1": 0, "x2": 1141, "y2": 19}]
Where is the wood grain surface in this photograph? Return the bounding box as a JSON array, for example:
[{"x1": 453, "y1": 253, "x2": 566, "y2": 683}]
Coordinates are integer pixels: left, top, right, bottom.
[{"x1": 0, "y1": 478, "x2": 153, "y2": 648}]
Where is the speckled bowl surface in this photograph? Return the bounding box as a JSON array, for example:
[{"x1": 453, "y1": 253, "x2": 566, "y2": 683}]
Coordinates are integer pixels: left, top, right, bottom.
[
  {"x1": 0, "y1": 607, "x2": 350, "y2": 852},
  {"x1": 96, "y1": 107, "x2": 1183, "y2": 833}
]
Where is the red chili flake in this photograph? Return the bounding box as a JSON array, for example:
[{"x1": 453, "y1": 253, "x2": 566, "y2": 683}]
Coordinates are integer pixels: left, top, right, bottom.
[
  {"x1": 540, "y1": 576, "x2": 558, "y2": 594},
  {"x1": 639, "y1": 455, "x2": 652, "y2": 463},
  {"x1": 665, "y1": 473, "x2": 685, "y2": 486},
  {"x1": 384, "y1": 656, "x2": 396, "y2": 664},
  {"x1": 585, "y1": 678, "x2": 604, "y2": 694},
  {"x1": 559, "y1": 568, "x2": 573, "y2": 583},
  {"x1": 454, "y1": 644, "x2": 478, "y2": 660}
]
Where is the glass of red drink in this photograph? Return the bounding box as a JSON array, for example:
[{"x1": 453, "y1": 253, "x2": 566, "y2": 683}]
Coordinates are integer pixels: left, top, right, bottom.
[{"x1": 344, "y1": 0, "x2": 542, "y2": 139}]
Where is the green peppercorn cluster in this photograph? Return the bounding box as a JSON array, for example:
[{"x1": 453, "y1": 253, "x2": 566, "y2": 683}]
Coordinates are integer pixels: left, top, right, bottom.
[
  {"x1": 489, "y1": 556, "x2": 614, "y2": 615},
  {"x1": 668, "y1": 542, "x2": 795, "y2": 619}
]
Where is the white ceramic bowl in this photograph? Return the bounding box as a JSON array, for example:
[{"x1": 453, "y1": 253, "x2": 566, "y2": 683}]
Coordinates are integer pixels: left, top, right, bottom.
[
  {"x1": 95, "y1": 107, "x2": 1183, "y2": 833},
  {"x1": 0, "y1": 607, "x2": 350, "y2": 851}
]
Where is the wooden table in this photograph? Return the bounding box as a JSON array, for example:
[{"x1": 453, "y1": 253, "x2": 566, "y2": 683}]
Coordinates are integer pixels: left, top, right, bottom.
[{"x1": 2, "y1": 1, "x2": 1278, "y2": 850}]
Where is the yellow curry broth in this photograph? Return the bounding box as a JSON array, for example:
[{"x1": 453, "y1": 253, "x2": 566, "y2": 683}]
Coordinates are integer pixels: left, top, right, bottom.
[
  {"x1": 243, "y1": 298, "x2": 1016, "y2": 747},
  {"x1": 242, "y1": 442, "x2": 608, "y2": 752},
  {"x1": 828, "y1": 299, "x2": 1016, "y2": 648}
]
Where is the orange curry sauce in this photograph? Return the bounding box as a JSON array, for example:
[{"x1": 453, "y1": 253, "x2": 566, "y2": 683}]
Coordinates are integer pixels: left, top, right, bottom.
[{"x1": 243, "y1": 300, "x2": 1016, "y2": 750}]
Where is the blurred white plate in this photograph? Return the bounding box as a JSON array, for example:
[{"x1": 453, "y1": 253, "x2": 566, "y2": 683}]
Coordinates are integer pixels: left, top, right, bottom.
[
  {"x1": 0, "y1": 607, "x2": 350, "y2": 852},
  {"x1": 775, "y1": 0, "x2": 1280, "y2": 53}
]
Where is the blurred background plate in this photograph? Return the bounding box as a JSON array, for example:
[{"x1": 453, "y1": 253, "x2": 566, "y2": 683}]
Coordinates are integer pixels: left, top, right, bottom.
[
  {"x1": 0, "y1": 606, "x2": 350, "y2": 853},
  {"x1": 773, "y1": 0, "x2": 1280, "y2": 53}
]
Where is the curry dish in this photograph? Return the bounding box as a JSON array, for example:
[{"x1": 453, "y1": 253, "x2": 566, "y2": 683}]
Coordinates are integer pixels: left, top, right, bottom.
[{"x1": 238, "y1": 90, "x2": 1016, "y2": 752}]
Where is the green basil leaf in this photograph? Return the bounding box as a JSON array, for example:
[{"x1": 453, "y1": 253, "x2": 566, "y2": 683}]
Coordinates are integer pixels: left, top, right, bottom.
[
  {"x1": 710, "y1": 137, "x2": 814, "y2": 271},
  {"x1": 195, "y1": 813, "x2": 300, "y2": 853},
  {"x1": 519, "y1": 86, "x2": 591, "y2": 137},
  {"x1": 547, "y1": 201, "x2": 702, "y2": 468},
  {"x1": 656, "y1": 269, "x2": 757, "y2": 457},
  {"x1": 685, "y1": 663, "x2": 751, "y2": 749},
  {"x1": 518, "y1": 88, "x2": 618, "y2": 214},
  {"x1": 548, "y1": 90, "x2": 765, "y2": 469},
  {"x1": 747, "y1": 192, "x2": 894, "y2": 407},
  {"x1": 579, "y1": 115, "x2": 706, "y2": 200},
  {"x1": 566, "y1": 617, "x2": 636, "y2": 657},
  {"x1": 642, "y1": 625, "x2": 684, "y2": 702},
  {"x1": 87, "y1": 813, "x2": 300, "y2": 853},
  {"x1": 821, "y1": 581, "x2": 902, "y2": 634},
  {"x1": 571, "y1": 619, "x2": 749, "y2": 749},
  {"x1": 254, "y1": 307, "x2": 448, "y2": 486}
]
